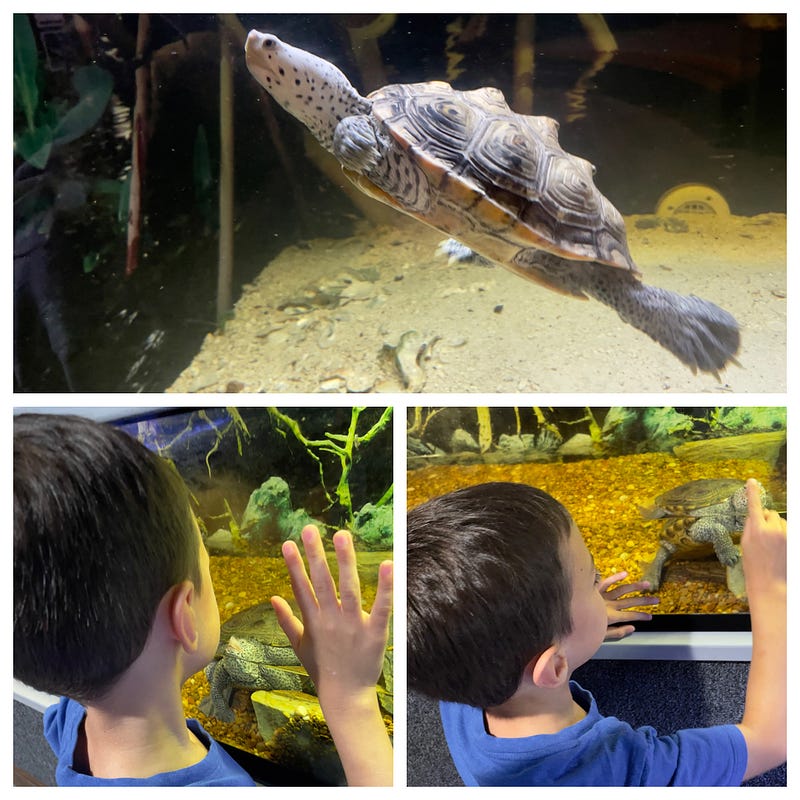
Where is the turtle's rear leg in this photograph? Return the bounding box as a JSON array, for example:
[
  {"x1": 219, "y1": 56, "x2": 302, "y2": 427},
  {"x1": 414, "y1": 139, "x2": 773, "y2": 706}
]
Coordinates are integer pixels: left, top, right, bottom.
[
  {"x1": 608, "y1": 280, "x2": 740, "y2": 378},
  {"x1": 514, "y1": 251, "x2": 741, "y2": 375}
]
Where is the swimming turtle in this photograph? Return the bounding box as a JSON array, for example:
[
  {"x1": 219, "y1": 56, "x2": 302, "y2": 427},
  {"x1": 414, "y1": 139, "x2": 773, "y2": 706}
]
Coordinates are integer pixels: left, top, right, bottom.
[
  {"x1": 200, "y1": 602, "x2": 313, "y2": 723},
  {"x1": 639, "y1": 478, "x2": 768, "y2": 596},
  {"x1": 244, "y1": 31, "x2": 740, "y2": 376}
]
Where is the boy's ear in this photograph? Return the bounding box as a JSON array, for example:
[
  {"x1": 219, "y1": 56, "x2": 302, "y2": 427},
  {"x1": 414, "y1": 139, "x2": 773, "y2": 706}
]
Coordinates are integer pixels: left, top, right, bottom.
[
  {"x1": 166, "y1": 580, "x2": 200, "y2": 653},
  {"x1": 528, "y1": 643, "x2": 570, "y2": 689}
]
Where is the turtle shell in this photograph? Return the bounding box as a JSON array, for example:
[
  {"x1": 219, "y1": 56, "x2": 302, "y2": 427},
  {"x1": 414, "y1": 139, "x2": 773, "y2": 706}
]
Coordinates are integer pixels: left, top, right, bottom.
[
  {"x1": 642, "y1": 478, "x2": 744, "y2": 519},
  {"x1": 214, "y1": 601, "x2": 297, "y2": 662},
  {"x1": 364, "y1": 81, "x2": 636, "y2": 280}
]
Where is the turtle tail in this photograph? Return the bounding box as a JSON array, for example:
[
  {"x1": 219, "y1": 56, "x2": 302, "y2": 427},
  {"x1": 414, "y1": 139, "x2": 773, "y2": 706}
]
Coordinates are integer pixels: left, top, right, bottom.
[{"x1": 582, "y1": 263, "x2": 741, "y2": 376}]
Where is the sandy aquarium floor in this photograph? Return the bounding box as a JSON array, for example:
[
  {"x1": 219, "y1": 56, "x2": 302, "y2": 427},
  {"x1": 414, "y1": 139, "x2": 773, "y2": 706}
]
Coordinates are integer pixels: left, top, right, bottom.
[{"x1": 168, "y1": 212, "x2": 785, "y2": 394}]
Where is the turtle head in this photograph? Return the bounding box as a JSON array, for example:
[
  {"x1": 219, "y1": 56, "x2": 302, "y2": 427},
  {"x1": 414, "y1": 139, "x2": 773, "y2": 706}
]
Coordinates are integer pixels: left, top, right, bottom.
[
  {"x1": 245, "y1": 31, "x2": 370, "y2": 152},
  {"x1": 731, "y1": 479, "x2": 766, "y2": 515}
]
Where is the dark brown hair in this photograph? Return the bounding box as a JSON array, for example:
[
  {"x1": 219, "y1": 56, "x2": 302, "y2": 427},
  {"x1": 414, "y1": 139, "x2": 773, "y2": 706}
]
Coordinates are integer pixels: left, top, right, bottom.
[
  {"x1": 14, "y1": 413, "x2": 201, "y2": 701},
  {"x1": 407, "y1": 482, "x2": 573, "y2": 708}
]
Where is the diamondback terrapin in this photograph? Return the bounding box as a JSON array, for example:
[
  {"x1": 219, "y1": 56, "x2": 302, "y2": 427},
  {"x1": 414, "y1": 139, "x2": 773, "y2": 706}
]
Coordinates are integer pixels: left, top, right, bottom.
[
  {"x1": 200, "y1": 602, "x2": 313, "y2": 723},
  {"x1": 244, "y1": 31, "x2": 740, "y2": 375},
  {"x1": 640, "y1": 478, "x2": 768, "y2": 597}
]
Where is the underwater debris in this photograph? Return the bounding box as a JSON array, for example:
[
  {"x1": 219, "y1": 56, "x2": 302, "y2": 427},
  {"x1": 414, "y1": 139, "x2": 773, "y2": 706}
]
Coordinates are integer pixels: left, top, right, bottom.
[{"x1": 655, "y1": 184, "x2": 731, "y2": 217}]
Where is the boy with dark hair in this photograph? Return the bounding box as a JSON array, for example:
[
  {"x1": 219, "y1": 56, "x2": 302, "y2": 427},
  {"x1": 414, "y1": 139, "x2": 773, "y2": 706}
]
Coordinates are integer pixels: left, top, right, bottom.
[
  {"x1": 407, "y1": 481, "x2": 785, "y2": 786},
  {"x1": 14, "y1": 413, "x2": 393, "y2": 786}
]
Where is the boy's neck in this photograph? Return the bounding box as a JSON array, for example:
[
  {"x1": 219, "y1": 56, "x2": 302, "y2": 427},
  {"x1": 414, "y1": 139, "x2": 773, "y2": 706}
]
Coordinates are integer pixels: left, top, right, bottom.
[
  {"x1": 76, "y1": 657, "x2": 207, "y2": 779},
  {"x1": 483, "y1": 680, "x2": 586, "y2": 738}
]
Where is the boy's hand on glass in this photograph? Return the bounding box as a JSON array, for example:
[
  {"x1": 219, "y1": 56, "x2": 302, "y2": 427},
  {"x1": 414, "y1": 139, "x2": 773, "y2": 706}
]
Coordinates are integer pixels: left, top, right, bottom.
[
  {"x1": 599, "y1": 571, "x2": 659, "y2": 640},
  {"x1": 270, "y1": 525, "x2": 393, "y2": 702},
  {"x1": 741, "y1": 477, "x2": 786, "y2": 595}
]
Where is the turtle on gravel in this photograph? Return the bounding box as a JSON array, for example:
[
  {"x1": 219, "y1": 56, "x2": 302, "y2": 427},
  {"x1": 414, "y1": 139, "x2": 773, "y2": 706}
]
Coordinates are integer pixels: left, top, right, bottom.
[
  {"x1": 244, "y1": 31, "x2": 740, "y2": 376},
  {"x1": 200, "y1": 602, "x2": 313, "y2": 723},
  {"x1": 639, "y1": 478, "x2": 770, "y2": 596}
]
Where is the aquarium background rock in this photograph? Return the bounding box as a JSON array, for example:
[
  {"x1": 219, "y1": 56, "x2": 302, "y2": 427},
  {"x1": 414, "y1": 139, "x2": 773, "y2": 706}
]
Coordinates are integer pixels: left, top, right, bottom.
[{"x1": 239, "y1": 476, "x2": 323, "y2": 548}]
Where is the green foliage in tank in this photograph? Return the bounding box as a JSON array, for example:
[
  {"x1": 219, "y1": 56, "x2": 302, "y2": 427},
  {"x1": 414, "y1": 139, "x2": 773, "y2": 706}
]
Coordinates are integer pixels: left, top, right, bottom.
[
  {"x1": 707, "y1": 407, "x2": 786, "y2": 433},
  {"x1": 14, "y1": 15, "x2": 113, "y2": 169},
  {"x1": 267, "y1": 406, "x2": 393, "y2": 532}
]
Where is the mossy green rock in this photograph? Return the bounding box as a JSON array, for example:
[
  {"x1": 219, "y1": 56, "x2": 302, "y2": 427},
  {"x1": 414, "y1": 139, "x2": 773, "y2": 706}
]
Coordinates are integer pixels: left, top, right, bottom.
[
  {"x1": 240, "y1": 476, "x2": 322, "y2": 547},
  {"x1": 353, "y1": 502, "x2": 393, "y2": 550}
]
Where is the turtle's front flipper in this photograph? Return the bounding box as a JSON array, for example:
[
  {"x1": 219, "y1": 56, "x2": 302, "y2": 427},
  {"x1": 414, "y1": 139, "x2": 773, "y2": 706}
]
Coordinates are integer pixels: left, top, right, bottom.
[
  {"x1": 333, "y1": 116, "x2": 381, "y2": 174},
  {"x1": 691, "y1": 520, "x2": 741, "y2": 567},
  {"x1": 726, "y1": 555, "x2": 747, "y2": 600},
  {"x1": 201, "y1": 660, "x2": 236, "y2": 723}
]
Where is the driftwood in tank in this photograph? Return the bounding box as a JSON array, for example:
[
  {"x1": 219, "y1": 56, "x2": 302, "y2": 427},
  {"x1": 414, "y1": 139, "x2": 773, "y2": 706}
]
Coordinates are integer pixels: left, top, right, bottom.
[
  {"x1": 564, "y1": 14, "x2": 618, "y2": 123},
  {"x1": 126, "y1": 13, "x2": 151, "y2": 277},
  {"x1": 217, "y1": 25, "x2": 235, "y2": 321},
  {"x1": 513, "y1": 15, "x2": 535, "y2": 115}
]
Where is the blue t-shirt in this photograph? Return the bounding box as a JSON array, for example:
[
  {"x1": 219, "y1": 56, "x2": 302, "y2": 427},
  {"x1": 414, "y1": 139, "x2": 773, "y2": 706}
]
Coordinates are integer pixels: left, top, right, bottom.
[
  {"x1": 44, "y1": 696, "x2": 256, "y2": 786},
  {"x1": 440, "y1": 680, "x2": 747, "y2": 786}
]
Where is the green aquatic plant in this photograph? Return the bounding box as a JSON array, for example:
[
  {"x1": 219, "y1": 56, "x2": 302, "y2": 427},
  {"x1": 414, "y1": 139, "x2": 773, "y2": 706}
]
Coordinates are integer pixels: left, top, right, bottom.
[
  {"x1": 475, "y1": 407, "x2": 493, "y2": 453},
  {"x1": 407, "y1": 407, "x2": 446, "y2": 440},
  {"x1": 199, "y1": 408, "x2": 252, "y2": 476},
  {"x1": 642, "y1": 407, "x2": 694, "y2": 441},
  {"x1": 14, "y1": 15, "x2": 113, "y2": 170},
  {"x1": 705, "y1": 407, "x2": 787, "y2": 435},
  {"x1": 267, "y1": 406, "x2": 393, "y2": 531}
]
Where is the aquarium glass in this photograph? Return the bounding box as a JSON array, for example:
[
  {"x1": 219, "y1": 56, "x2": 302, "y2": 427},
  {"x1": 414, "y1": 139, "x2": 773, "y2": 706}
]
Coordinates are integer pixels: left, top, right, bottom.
[
  {"x1": 113, "y1": 405, "x2": 393, "y2": 785},
  {"x1": 407, "y1": 406, "x2": 786, "y2": 629},
  {"x1": 14, "y1": 13, "x2": 785, "y2": 393}
]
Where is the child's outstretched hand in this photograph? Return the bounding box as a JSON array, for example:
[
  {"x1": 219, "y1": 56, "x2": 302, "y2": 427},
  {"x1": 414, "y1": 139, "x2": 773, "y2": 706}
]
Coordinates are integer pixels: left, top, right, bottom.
[
  {"x1": 599, "y1": 572, "x2": 659, "y2": 640},
  {"x1": 741, "y1": 478, "x2": 786, "y2": 595},
  {"x1": 736, "y1": 478, "x2": 786, "y2": 779},
  {"x1": 271, "y1": 525, "x2": 393, "y2": 786}
]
